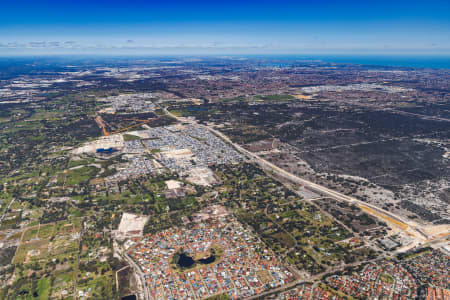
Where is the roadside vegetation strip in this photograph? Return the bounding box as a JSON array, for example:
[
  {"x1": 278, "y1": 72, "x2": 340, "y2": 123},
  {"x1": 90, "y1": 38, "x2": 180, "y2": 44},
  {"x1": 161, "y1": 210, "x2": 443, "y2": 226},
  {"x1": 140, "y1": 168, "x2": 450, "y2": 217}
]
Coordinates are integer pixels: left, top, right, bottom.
[
  {"x1": 396, "y1": 247, "x2": 433, "y2": 261},
  {"x1": 358, "y1": 204, "x2": 409, "y2": 230},
  {"x1": 255, "y1": 94, "x2": 296, "y2": 101}
]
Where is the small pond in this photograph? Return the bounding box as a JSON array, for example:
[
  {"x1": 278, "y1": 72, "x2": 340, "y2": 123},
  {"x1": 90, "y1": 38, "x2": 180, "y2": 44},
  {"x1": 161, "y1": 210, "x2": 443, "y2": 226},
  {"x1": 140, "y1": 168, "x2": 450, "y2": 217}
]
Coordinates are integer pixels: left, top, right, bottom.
[{"x1": 177, "y1": 253, "x2": 216, "y2": 268}]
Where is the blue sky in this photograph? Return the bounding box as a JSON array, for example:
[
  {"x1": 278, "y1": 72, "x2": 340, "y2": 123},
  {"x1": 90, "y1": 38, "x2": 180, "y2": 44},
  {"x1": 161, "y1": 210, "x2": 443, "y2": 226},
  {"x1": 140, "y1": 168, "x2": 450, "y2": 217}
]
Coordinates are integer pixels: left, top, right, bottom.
[{"x1": 1, "y1": 0, "x2": 449, "y2": 55}]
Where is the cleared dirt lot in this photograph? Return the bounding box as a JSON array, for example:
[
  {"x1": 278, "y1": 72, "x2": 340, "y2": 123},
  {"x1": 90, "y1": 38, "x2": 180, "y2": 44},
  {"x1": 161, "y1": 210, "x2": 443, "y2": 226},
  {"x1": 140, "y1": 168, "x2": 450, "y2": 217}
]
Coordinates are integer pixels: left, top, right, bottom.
[{"x1": 118, "y1": 213, "x2": 149, "y2": 235}]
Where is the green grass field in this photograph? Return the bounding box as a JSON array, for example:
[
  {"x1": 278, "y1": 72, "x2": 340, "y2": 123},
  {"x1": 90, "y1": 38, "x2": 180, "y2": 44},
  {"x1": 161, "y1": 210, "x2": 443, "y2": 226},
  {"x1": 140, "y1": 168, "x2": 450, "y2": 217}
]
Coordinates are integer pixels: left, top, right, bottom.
[
  {"x1": 61, "y1": 166, "x2": 100, "y2": 185},
  {"x1": 123, "y1": 133, "x2": 141, "y2": 141},
  {"x1": 380, "y1": 273, "x2": 394, "y2": 284},
  {"x1": 13, "y1": 239, "x2": 49, "y2": 264},
  {"x1": 68, "y1": 159, "x2": 89, "y2": 168},
  {"x1": 256, "y1": 94, "x2": 295, "y2": 101},
  {"x1": 38, "y1": 223, "x2": 54, "y2": 239},
  {"x1": 23, "y1": 227, "x2": 38, "y2": 242},
  {"x1": 36, "y1": 277, "x2": 50, "y2": 300}
]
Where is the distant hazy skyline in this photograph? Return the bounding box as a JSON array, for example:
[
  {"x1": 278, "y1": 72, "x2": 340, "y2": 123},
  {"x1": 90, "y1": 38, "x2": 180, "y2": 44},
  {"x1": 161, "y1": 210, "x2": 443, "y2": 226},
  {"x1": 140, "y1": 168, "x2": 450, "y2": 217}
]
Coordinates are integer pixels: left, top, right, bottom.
[{"x1": 1, "y1": 0, "x2": 450, "y2": 55}]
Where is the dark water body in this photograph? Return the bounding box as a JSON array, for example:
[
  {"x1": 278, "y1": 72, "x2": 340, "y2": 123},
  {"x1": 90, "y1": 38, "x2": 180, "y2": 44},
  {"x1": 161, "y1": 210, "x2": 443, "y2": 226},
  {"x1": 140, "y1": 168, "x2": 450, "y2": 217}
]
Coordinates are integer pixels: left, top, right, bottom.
[
  {"x1": 1, "y1": 54, "x2": 448, "y2": 70},
  {"x1": 178, "y1": 253, "x2": 195, "y2": 268},
  {"x1": 251, "y1": 55, "x2": 450, "y2": 70},
  {"x1": 121, "y1": 295, "x2": 136, "y2": 300},
  {"x1": 198, "y1": 255, "x2": 216, "y2": 264},
  {"x1": 177, "y1": 253, "x2": 216, "y2": 268}
]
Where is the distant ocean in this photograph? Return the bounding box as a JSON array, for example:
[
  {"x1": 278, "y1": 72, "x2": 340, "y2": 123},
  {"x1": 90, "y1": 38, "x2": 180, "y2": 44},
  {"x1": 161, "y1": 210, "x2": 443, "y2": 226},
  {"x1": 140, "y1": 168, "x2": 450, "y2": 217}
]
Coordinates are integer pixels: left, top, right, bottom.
[{"x1": 258, "y1": 55, "x2": 450, "y2": 70}]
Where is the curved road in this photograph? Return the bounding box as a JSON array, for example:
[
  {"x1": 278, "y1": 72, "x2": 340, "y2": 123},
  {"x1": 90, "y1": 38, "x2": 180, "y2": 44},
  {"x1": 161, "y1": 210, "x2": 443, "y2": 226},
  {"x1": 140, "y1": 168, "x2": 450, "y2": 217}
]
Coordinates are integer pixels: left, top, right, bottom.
[
  {"x1": 115, "y1": 241, "x2": 150, "y2": 300},
  {"x1": 164, "y1": 109, "x2": 426, "y2": 241}
]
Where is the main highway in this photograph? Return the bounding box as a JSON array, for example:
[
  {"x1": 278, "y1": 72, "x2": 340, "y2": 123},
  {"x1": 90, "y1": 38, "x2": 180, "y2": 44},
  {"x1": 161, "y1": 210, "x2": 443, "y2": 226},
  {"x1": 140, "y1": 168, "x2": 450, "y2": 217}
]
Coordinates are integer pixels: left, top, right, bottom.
[
  {"x1": 164, "y1": 108, "x2": 428, "y2": 242},
  {"x1": 114, "y1": 240, "x2": 150, "y2": 300}
]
